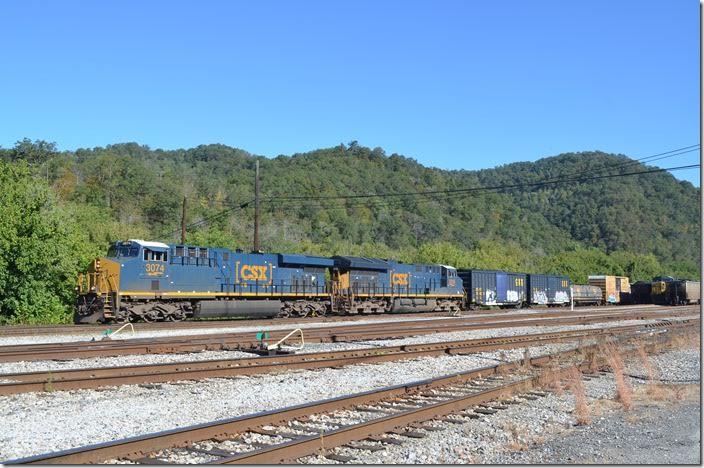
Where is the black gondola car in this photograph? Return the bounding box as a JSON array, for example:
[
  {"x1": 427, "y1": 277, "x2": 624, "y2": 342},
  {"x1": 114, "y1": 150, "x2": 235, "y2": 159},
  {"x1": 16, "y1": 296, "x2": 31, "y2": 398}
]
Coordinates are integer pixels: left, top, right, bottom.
[
  {"x1": 629, "y1": 281, "x2": 652, "y2": 304},
  {"x1": 527, "y1": 274, "x2": 571, "y2": 306},
  {"x1": 458, "y1": 269, "x2": 527, "y2": 308}
]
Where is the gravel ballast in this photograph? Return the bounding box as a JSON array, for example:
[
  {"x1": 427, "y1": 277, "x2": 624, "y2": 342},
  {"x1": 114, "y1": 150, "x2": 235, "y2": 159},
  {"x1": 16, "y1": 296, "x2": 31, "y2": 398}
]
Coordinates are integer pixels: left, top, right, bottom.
[
  {"x1": 300, "y1": 344, "x2": 701, "y2": 464},
  {"x1": 0, "y1": 324, "x2": 697, "y2": 463},
  {"x1": 0, "y1": 316, "x2": 687, "y2": 375},
  {"x1": 0, "y1": 342, "x2": 578, "y2": 461}
]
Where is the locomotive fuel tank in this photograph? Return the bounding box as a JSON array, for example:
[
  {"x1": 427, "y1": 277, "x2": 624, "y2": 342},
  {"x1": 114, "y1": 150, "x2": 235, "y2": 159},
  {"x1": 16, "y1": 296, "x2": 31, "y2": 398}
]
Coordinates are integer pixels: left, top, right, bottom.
[{"x1": 194, "y1": 299, "x2": 282, "y2": 318}]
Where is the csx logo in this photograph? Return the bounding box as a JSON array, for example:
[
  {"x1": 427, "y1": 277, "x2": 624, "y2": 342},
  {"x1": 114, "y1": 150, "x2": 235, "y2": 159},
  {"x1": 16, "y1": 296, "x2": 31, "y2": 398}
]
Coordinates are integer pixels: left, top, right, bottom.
[
  {"x1": 240, "y1": 265, "x2": 269, "y2": 281},
  {"x1": 392, "y1": 273, "x2": 409, "y2": 286}
]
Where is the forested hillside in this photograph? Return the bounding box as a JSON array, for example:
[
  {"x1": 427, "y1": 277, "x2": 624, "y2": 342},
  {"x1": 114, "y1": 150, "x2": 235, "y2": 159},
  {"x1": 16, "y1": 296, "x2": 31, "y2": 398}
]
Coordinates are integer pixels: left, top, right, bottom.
[{"x1": 0, "y1": 139, "x2": 700, "y2": 323}]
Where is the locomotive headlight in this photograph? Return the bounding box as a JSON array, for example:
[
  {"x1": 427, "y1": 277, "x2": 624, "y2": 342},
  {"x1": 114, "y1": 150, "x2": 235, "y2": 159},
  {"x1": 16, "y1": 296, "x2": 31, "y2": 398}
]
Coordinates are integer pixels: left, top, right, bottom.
[
  {"x1": 90, "y1": 286, "x2": 96, "y2": 291},
  {"x1": 95, "y1": 260, "x2": 101, "y2": 269}
]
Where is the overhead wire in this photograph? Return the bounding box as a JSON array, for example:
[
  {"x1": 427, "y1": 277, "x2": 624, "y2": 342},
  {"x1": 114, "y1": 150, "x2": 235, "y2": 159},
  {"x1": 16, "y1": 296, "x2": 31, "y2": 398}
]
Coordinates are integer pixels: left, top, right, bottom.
[
  {"x1": 259, "y1": 156, "x2": 700, "y2": 213},
  {"x1": 157, "y1": 144, "x2": 700, "y2": 237},
  {"x1": 264, "y1": 144, "x2": 699, "y2": 203}
]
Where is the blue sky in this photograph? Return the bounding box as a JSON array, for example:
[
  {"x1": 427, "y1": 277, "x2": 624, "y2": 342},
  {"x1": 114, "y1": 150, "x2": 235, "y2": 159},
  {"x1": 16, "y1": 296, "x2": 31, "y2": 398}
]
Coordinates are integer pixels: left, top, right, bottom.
[{"x1": 0, "y1": 0, "x2": 699, "y2": 186}]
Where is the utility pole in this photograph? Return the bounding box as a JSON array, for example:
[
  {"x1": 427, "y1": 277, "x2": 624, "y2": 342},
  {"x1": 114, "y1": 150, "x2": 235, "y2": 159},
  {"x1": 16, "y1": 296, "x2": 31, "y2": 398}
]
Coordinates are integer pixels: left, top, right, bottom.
[
  {"x1": 253, "y1": 160, "x2": 260, "y2": 252},
  {"x1": 181, "y1": 196, "x2": 187, "y2": 245}
]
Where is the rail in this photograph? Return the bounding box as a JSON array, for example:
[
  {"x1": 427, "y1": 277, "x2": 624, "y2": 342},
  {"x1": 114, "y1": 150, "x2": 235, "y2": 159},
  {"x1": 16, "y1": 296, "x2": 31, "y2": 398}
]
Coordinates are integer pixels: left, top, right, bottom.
[{"x1": 4, "y1": 328, "x2": 685, "y2": 465}]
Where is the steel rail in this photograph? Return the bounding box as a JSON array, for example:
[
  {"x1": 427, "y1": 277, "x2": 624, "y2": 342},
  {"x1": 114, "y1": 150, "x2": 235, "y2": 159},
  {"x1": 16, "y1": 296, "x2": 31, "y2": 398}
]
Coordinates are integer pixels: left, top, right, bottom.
[
  {"x1": 7, "y1": 326, "x2": 686, "y2": 465},
  {"x1": 0, "y1": 304, "x2": 688, "y2": 337},
  {"x1": 2, "y1": 346, "x2": 594, "y2": 464},
  {"x1": 1, "y1": 319, "x2": 694, "y2": 395},
  {"x1": 0, "y1": 307, "x2": 697, "y2": 363},
  {"x1": 215, "y1": 327, "x2": 689, "y2": 465}
]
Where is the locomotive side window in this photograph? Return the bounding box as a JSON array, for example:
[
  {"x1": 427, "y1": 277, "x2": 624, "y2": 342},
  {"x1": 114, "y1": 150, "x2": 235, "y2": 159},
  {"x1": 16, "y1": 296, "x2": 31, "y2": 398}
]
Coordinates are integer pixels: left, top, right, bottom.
[
  {"x1": 199, "y1": 248, "x2": 208, "y2": 259},
  {"x1": 143, "y1": 248, "x2": 167, "y2": 262},
  {"x1": 175, "y1": 246, "x2": 184, "y2": 257},
  {"x1": 188, "y1": 247, "x2": 197, "y2": 258}
]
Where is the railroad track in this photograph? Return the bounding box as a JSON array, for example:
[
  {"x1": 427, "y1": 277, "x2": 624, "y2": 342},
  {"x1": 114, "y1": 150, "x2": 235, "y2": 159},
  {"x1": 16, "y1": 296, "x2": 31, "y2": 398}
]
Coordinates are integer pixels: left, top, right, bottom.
[
  {"x1": 6, "y1": 326, "x2": 685, "y2": 465},
  {"x1": 0, "y1": 304, "x2": 686, "y2": 337},
  {"x1": 0, "y1": 306, "x2": 697, "y2": 363},
  {"x1": 1, "y1": 319, "x2": 694, "y2": 395}
]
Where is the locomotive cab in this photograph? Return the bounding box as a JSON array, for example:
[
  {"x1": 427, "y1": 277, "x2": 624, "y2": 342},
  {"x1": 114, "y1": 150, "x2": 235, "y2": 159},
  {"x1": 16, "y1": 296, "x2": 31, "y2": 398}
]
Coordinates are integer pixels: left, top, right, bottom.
[
  {"x1": 75, "y1": 239, "x2": 172, "y2": 323},
  {"x1": 74, "y1": 240, "x2": 132, "y2": 323}
]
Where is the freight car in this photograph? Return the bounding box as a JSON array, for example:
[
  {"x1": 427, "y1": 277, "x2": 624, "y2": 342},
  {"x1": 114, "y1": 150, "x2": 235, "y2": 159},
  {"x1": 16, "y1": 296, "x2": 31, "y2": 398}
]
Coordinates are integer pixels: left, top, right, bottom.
[
  {"x1": 457, "y1": 269, "x2": 527, "y2": 308},
  {"x1": 526, "y1": 274, "x2": 570, "y2": 306},
  {"x1": 571, "y1": 285, "x2": 603, "y2": 306},
  {"x1": 75, "y1": 239, "x2": 464, "y2": 323},
  {"x1": 627, "y1": 281, "x2": 652, "y2": 305},
  {"x1": 651, "y1": 276, "x2": 700, "y2": 306},
  {"x1": 588, "y1": 275, "x2": 630, "y2": 304}
]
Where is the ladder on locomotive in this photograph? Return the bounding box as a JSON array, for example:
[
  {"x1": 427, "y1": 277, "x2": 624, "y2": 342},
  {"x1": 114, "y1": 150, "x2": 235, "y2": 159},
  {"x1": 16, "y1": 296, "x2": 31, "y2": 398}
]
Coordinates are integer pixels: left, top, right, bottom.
[{"x1": 101, "y1": 291, "x2": 114, "y2": 320}]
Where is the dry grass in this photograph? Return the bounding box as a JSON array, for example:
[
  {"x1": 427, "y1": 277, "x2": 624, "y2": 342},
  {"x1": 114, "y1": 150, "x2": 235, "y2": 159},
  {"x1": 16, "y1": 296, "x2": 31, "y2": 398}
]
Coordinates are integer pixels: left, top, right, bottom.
[
  {"x1": 538, "y1": 364, "x2": 564, "y2": 397},
  {"x1": 585, "y1": 349, "x2": 599, "y2": 374},
  {"x1": 502, "y1": 422, "x2": 529, "y2": 452},
  {"x1": 633, "y1": 383, "x2": 699, "y2": 405},
  {"x1": 668, "y1": 330, "x2": 700, "y2": 350},
  {"x1": 600, "y1": 342, "x2": 633, "y2": 410},
  {"x1": 635, "y1": 343, "x2": 667, "y2": 400},
  {"x1": 567, "y1": 365, "x2": 591, "y2": 425},
  {"x1": 521, "y1": 349, "x2": 532, "y2": 373}
]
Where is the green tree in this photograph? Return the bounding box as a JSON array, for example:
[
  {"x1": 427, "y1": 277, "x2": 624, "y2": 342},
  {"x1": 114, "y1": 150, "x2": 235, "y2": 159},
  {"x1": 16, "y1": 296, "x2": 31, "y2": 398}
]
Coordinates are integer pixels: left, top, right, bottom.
[{"x1": 0, "y1": 161, "x2": 88, "y2": 323}]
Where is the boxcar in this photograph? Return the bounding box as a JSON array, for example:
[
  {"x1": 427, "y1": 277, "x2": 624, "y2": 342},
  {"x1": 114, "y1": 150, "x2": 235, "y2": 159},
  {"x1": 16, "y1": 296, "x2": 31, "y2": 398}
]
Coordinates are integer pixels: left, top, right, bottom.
[
  {"x1": 571, "y1": 285, "x2": 603, "y2": 306},
  {"x1": 527, "y1": 274, "x2": 570, "y2": 306},
  {"x1": 588, "y1": 275, "x2": 630, "y2": 304},
  {"x1": 458, "y1": 269, "x2": 527, "y2": 308}
]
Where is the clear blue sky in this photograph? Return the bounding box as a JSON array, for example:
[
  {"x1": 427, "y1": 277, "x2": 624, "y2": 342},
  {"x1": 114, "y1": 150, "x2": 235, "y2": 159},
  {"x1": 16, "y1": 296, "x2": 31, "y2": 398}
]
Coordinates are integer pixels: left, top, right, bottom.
[{"x1": 0, "y1": 0, "x2": 700, "y2": 186}]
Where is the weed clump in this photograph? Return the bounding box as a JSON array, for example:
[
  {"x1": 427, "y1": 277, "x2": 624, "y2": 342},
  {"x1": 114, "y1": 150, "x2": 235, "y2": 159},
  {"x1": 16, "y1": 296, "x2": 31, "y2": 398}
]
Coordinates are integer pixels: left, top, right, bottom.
[
  {"x1": 600, "y1": 342, "x2": 633, "y2": 410},
  {"x1": 568, "y1": 366, "x2": 591, "y2": 425}
]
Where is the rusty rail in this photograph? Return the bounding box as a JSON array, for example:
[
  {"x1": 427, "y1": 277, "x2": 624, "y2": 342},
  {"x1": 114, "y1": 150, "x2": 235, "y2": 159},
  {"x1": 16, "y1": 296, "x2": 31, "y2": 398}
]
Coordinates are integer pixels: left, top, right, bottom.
[
  {"x1": 0, "y1": 304, "x2": 691, "y2": 337},
  {"x1": 7, "y1": 324, "x2": 689, "y2": 465},
  {"x1": 0, "y1": 306, "x2": 697, "y2": 363},
  {"x1": 1, "y1": 319, "x2": 694, "y2": 395}
]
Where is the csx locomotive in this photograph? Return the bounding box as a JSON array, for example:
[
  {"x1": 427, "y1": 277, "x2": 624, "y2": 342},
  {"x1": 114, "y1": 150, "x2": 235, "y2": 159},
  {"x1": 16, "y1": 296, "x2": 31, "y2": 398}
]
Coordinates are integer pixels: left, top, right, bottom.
[{"x1": 75, "y1": 239, "x2": 464, "y2": 323}]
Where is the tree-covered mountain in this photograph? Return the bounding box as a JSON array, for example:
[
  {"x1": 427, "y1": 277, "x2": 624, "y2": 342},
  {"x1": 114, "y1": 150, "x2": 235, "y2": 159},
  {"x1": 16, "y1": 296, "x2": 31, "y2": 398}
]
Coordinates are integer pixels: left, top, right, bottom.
[{"x1": 0, "y1": 139, "x2": 699, "y2": 323}]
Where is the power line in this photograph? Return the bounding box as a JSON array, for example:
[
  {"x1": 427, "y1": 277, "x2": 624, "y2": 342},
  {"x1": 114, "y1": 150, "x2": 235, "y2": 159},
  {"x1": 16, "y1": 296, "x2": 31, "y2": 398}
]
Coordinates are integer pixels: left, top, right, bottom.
[
  {"x1": 158, "y1": 145, "x2": 700, "y2": 238},
  {"x1": 260, "y1": 163, "x2": 700, "y2": 214},
  {"x1": 264, "y1": 145, "x2": 699, "y2": 203},
  {"x1": 158, "y1": 199, "x2": 253, "y2": 239}
]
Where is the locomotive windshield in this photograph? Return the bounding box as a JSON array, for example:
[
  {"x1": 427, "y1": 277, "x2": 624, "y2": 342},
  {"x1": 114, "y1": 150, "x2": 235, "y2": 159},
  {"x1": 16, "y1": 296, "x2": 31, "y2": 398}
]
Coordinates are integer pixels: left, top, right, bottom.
[{"x1": 107, "y1": 242, "x2": 140, "y2": 258}]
